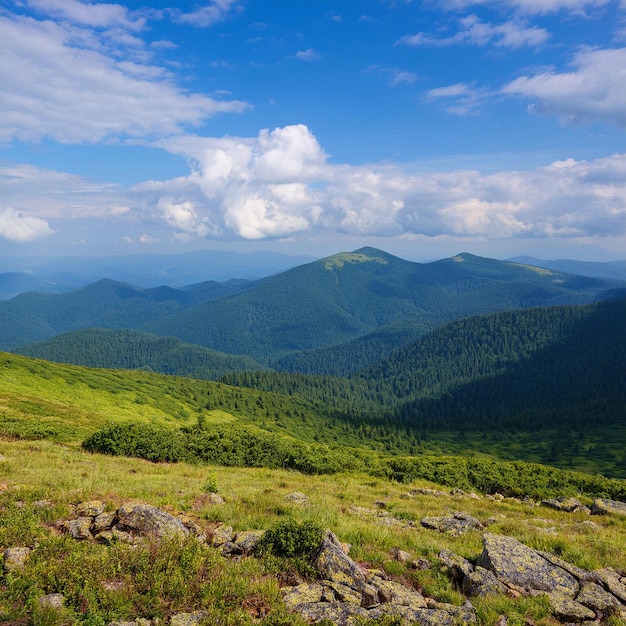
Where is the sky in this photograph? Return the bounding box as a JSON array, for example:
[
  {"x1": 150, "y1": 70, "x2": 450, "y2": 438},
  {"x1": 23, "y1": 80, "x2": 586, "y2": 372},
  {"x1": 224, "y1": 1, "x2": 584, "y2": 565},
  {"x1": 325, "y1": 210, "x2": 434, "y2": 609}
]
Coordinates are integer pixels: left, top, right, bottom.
[{"x1": 1, "y1": 0, "x2": 625, "y2": 263}]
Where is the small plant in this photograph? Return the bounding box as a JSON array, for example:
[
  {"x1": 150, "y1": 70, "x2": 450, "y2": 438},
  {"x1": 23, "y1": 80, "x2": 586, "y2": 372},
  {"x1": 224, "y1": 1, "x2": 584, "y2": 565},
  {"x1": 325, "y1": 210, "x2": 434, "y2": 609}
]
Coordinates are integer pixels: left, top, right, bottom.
[
  {"x1": 202, "y1": 473, "x2": 219, "y2": 494},
  {"x1": 255, "y1": 518, "x2": 324, "y2": 578}
]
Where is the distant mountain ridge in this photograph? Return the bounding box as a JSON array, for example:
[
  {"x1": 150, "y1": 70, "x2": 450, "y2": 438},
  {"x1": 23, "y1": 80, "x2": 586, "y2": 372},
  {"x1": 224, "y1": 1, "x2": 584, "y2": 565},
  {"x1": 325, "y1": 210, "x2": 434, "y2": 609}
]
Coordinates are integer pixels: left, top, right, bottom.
[
  {"x1": 0, "y1": 249, "x2": 314, "y2": 298},
  {"x1": 509, "y1": 256, "x2": 626, "y2": 282},
  {"x1": 3, "y1": 248, "x2": 625, "y2": 358}
]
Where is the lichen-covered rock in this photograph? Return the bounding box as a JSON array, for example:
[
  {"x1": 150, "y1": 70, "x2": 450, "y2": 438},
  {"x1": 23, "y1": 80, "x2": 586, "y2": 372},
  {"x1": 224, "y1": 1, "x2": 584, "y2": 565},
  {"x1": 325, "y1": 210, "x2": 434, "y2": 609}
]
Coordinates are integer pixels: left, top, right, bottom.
[
  {"x1": 462, "y1": 566, "x2": 508, "y2": 597},
  {"x1": 541, "y1": 497, "x2": 590, "y2": 514},
  {"x1": 68, "y1": 517, "x2": 93, "y2": 540},
  {"x1": 313, "y1": 531, "x2": 367, "y2": 592},
  {"x1": 285, "y1": 491, "x2": 309, "y2": 505},
  {"x1": 548, "y1": 591, "x2": 596, "y2": 622},
  {"x1": 371, "y1": 577, "x2": 427, "y2": 608},
  {"x1": 38, "y1": 593, "x2": 65, "y2": 610},
  {"x1": 576, "y1": 581, "x2": 622, "y2": 614},
  {"x1": 438, "y1": 549, "x2": 474, "y2": 583},
  {"x1": 591, "y1": 498, "x2": 626, "y2": 517},
  {"x1": 76, "y1": 500, "x2": 106, "y2": 517},
  {"x1": 3, "y1": 546, "x2": 31, "y2": 572},
  {"x1": 169, "y1": 611, "x2": 208, "y2": 626},
  {"x1": 592, "y1": 569, "x2": 626, "y2": 603},
  {"x1": 116, "y1": 504, "x2": 189, "y2": 539},
  {"x1": 210, "y1": 524, "x2": 233, "y2": 546},
  {"x1": 93, "y1": 512, "x2": 117, "y2": 533},
  {"x1": 477, "y1": 533, "x2": 579, "y2": 597},
  {"x1": 233, "y1": 530, "x2": 265, "y2": 553},
  {"x1": 282, "y1": 582, "x2": 334, "y2": 609},
  {"x1": 421, "y1": 512, "x2": 483, "y2": 536},
  {"x1": 293, "y1": 601, "x2": 371, "y2": 625},
  {"x1": 375, "y1": 604, "x2": 459, "y2": 625}
]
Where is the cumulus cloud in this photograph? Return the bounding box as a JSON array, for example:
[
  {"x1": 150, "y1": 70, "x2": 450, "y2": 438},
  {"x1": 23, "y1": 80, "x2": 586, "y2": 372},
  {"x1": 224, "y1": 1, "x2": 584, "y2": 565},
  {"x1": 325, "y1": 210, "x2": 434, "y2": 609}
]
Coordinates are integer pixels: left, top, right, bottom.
[
  {"x1": 397, "y1": 15, "x2": 549, "y2": 48},
  {"x1": 175, "y1": 0, "x2": 242, "y2": 27},
  {"x1": 134, "y1": 124, "x2": 626, "y2": 243},
  {"x1": 0, "y1": 208, "x2": 54, "y2": 242},
  {"x1": 503, "y1": 47, "x2": 626, "y2": 127},
  {"x1": 295, "y1": 48, "x2": 321, "y2": 61},
  {"x1": 0, "y1": 10, "x2": 248, "y2": 144},
  {"x1": 26, "y1": 0, "x2": 144, "y2": 29}
]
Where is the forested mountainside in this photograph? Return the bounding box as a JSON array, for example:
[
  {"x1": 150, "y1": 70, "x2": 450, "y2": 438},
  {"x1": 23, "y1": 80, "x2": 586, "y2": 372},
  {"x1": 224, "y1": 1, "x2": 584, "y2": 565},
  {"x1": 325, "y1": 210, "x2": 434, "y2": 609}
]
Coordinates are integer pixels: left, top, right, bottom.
[
  {"x1": 509, "y1": 256, "x2": 626, "y2": 281},
  {"x1": 15, "y1": 328, "x2": 266, "y2": 380},
  {"x1": 3, "y1": 248, "x2": 623, "y2": 358}
]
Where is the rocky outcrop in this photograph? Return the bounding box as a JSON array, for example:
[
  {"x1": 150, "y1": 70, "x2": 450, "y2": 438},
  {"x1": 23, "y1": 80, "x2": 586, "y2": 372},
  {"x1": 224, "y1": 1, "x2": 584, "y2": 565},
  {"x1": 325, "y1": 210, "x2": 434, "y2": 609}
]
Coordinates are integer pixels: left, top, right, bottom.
[
  {"x1": 541, "y1": 496, "x2": 590, "y2": 514},
  {"x1": 117, "y1": 504, "x2": 190, "y2": 539},
  {"x1": 420, "y1": 512, "x2": 483, "y2": 535},
  {"x1": 591, "y1": 498, "x2": 626, "y2": 517},
  {"x1": 440, "y1": 533, "x2": 626, "y2": 623}
]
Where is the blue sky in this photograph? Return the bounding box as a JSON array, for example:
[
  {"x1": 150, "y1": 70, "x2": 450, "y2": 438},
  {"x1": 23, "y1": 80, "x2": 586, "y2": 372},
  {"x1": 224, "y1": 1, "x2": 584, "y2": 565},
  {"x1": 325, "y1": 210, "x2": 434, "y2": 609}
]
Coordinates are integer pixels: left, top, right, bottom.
[{"x1": 1, "y1": 0, "x2": 625, "y2": 262}]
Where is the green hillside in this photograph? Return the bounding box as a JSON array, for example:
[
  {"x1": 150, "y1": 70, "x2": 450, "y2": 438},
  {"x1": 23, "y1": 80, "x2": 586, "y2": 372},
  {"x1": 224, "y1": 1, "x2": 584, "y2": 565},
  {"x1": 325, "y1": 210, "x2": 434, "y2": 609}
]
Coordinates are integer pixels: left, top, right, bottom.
[{"x1": 15, "y1": 328, "x2": 266, "y2": 380}]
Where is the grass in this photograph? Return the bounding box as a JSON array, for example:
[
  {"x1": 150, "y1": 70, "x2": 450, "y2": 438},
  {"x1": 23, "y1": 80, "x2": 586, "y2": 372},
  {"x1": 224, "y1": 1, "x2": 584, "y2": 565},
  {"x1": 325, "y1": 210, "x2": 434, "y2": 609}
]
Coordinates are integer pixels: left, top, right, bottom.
[{"x1": 1, "y1": 438, "x2": 625, "y2": 625}]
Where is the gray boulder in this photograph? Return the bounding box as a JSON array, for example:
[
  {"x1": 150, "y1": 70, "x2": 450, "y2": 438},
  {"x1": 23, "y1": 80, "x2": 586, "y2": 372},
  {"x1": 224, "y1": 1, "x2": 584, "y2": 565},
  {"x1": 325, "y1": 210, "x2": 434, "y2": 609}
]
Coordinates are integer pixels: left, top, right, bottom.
[
  {"x1": 421, "y1": 512, "x2": 483, "y2": 536},
  {"x1": 116, "y1": 504, "x2": 189, "y2": 539},
  {"x1": 3, "y1": 547, "x2": 31, "y2": 572},
  {"x1": 477, "y1": 533, "x2": 579, "y2": 597},
  {"x1": 591, "y1": 498, "x2": 626, "y2": 517}
]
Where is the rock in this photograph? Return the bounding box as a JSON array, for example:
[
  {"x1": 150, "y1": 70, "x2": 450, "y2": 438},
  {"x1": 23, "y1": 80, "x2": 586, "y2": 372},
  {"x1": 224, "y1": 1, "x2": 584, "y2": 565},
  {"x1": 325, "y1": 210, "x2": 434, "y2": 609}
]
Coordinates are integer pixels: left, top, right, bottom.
[
  {"x1": 116, "y1": 504, "x2": 189, "y2": 539},
  {"x1": 541, "y1": 496, "x2": 590, "y2": 514},
  {"x1": 462, "y1": 566, "x2": 508, "y2": 597},
  {"x1": 38, "y1": 593, "x2": 65, "y2": 610},
  {"x1": 93, "y1": 511, "x2": 117, "y2": 533},
  {"x1": 576, "y1": 581, "x2": 621, "y2": 613},
  {"x1": 421, "y1": 512, "x2": 483, "y2": 535},
  {"x1": 313, "y1": 531, "x2": 367, "y2": 592},
  {"x1": 438, "y1": 549, "x2": 474, "y2": 583},
  {"x1": 592, "y1": 569, "x2": 626, "y2": 603},
  {"x1": 326, "y1": 581, "x2": 363, "y2": 605},
  {"x1": 410, "y1": 488, "x2": 449, "y2": 497},
  {"x1": 548, "y1": 591, "x2": 596, "y2": 622},
  {"x1": 205, "y1": 493, "x2": 225, "y2": 505},
  {"x1": 3, "y1": 546, "x2": 31, "y2": 572},
  {"x1": 292, "y1": 601, "x2": 372, "y2": 625},
  {"x1": 477, "y1": 533, "x2": 579, "y2": 597},
  {"x1": 371, "y1": 577, "x2": 427, "y2": 609},
  {"x1": 591, "y1": 498, "x2": 626, "y2": 517},
  {"x1": 210, "y1": 524, "x2": 233, "y2": 546},
  {"x1": 285, "y1": 491, "x2": 309, "y2": 505},
  {"x1": 390, "y1": 547, "x2": 412, "y2": 564},
  {"x1": 76, "y1": 500, "x2": 106, "y2": 517},
  {"x1": 376, "y1": 605, "x2": 460, "y2": 625},
  {"x1": 68, "y1": 517, "x2": 93, "y2": 540},
  {"x1": 33, "y1": 499, "x2": 54, "y2": 510},
  {"x1": 282, "y1": 582, "x2": 334, "y2": 608},
  {"x1": 169, "y1": 611, "x2": 208, "y2": 626},
  {"x1": 233, "y1": 530, "x2": 265, "y2": 554}
]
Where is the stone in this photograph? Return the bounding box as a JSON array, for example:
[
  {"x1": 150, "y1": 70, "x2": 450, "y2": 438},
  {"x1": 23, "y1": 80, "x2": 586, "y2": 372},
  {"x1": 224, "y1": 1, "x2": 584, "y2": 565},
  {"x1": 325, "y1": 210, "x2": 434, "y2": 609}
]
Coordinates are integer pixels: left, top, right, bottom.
[
  {"x1": 591, "y1": 498, "x2": 626, "y2": 517},
  {"x1": 3, "y1": 546, "x2": 31, "y2": 572},
  {"x1": 421, "y1": 512, "x2": 483, "y2": 535},
  {"x1": 38, "y1": 593, "x2": 65, "y2": 610},
  {"x1": 541, "y1": 496, "x2": 591, "y2": 514},
  {"x1": 576, "y1": 581, "x2": 621, "y2": 614},
  {"x1": 326, "y1": 581, "x2": 363, "y2": 605},
  {"x1": 462, "y1": 566, "x2": 508, "y2": 597},
  {"x1": 206, "y1": 493, "x2": 225, "y2": 505},
  {"x1": 376, "y1": 605, "x2": 459, "y2": 625},
  {"x1": 313, "y1": 531, "x2": 367, "y2": 592},
  {"x1": 438, "y1": 549, "x2": 474, "y2": 583},
  {"x1": 548, "y1": 591, "x2": 596, "y2": 622},
  {"x1": 292, "y1": 601, "x2": 371, "y2": 625},
  {"x1": 371, "y1": 577, "x2": 427, "y2": 609},
  {"x1": 477, "y1": 533, "x2": 579, "y2": 597},
  {"x1": 233, "y1": 530, "x2": 265, "y2": 554},
  {"x1": 410, "y1": 487, "x2": 449, "y2": 497},
  {"x1": 116, "y1": 504, "x2": 189, "y2": 539},
  {"x1": 169, "y1": 611, "x2": 208, "y2": 626},
  {"x1": 592, "y1": 569, "x2": 626, "y2": 603},
  {"x1": 76, "y1": 500, "x2": 106, "y2": 517},
  {"x1": 93, "y1": 511, "x2": 117, "y2": 532},
  {"x1": 390, "y1": 547, "x2": 412, "y2": 564},
  {"x1": 282, "y1": 583, "x2": 334, "y2": 609},
  {"x1": 210, "y1": 524, "x2": 233, "y2": 546},
  {"x1": 68, "y1": 517, "x2": 93, "y2": 540},
  {"x1": 285, "y1": 491, "x2": 309, "y2": 505}
]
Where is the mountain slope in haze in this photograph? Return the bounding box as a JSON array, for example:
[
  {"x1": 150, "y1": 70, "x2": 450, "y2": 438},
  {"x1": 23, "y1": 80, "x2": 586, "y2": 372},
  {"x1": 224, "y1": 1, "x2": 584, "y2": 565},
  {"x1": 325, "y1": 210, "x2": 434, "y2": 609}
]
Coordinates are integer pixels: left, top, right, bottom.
[
  {"x1": 0, "y1": 277, "x2": 255, "y2": 351},
  {"x1": 146, "y1": 248, "x2": 625, "y2": 362},
  {"x1": 14, "y1": 328, "x2": 266, "y2": 380},
  {"x1": 510, "y1": 256, "x2": 626, "y2": 282},
  {"x1": 0, "y1": 249, "x2": 315, "y2": 297}
]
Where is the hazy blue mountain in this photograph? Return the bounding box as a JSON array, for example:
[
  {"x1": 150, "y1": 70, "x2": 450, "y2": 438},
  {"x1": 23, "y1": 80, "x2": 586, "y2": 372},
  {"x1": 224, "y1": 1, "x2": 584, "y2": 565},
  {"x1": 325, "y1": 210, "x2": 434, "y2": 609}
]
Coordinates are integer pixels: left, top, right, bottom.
[
  {"x1": 509, "y1": 256, "x2": 626, "y2": 282},
  {"x1": 0, "y1": 249, "x2": 314, "y2": 297}
]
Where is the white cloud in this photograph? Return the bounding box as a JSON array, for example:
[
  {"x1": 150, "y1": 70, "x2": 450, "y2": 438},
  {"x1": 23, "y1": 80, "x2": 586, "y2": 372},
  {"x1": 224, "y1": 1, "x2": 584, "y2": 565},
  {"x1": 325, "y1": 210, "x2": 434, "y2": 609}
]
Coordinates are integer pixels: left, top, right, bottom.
[
  {"x1": 503, "y1": 47, "x2": 626, "y2": 127},
  {"x1": 365, "y1": 65, "x2": 418, "y2": 86},
  {"x1": 398, "y1": 15, "x2": 549, "y2": 49},
  {"x1": 0, "y1": 12, "x2": 248, "y2": 144},
  {"x1": 438, "y1": 0, "x2": 612, "y2": 15},
  {"x1": 295, "y1": 48, "x2": 321, "y2": 61},
  {"x1": 425, "y1": 82, "x2": 492, "y2": 115},
  {"x1": 0, "y1": 208, "x2": 54, "y2": 242},
  {"x1": 175, "y1": 0, "x2": 242, "y2": 27},
  {"x1": 26, "y1": 0, "x2": 144, "y2": 29}
]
